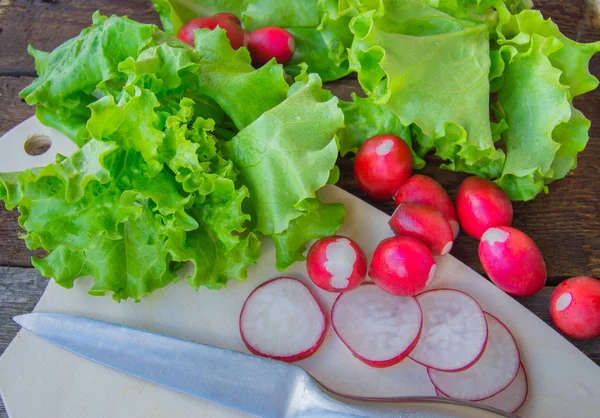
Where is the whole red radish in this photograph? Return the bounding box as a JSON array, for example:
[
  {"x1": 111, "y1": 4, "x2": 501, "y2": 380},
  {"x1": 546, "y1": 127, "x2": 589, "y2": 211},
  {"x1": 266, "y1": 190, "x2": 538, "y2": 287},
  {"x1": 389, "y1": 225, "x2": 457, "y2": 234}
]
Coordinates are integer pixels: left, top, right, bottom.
[
  {"x1": 248, "y1": 27, "x2": 295, "y2": 66},
  {"x1": 389, "y1": 203, "x2": 454, "y2": 256},
  {"x1": 354, "y1": 134, "x2": 413, "y2": 201},
  {"x1": 457, "y1": 176, "x2": 513, "y2": 239},
  {"x1": 306, "y1": 236, "x2": 367, "y2": 293},
  {"x1": 479, "y1": 226, "x2": 546, "y2": 296},
  {"x1": 550, "y1": 276, "x2": 600, "y2": 340},
  {"x1": 178, "y1": 16, "x2": 246, "y2": 49},
  {"x1": 394, "y1": 174, "x2": 459, "y2": 238},
  {"x1": 369, "y1": 236, "x2": 436, "y2": 296},
  {"x1": 213, "y1": 12, "x2": 241, "y2": 25},
  {"x1": 239, "y1": 277, "x2": 326, "y2": 362}
]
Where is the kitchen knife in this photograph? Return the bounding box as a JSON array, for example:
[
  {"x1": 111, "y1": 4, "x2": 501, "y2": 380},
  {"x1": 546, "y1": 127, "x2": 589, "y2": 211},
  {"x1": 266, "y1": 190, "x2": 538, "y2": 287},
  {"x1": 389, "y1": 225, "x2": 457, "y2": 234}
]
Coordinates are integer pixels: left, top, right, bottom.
[{"x1": 14, "y1": 313, "x2": 516, "y2": 418}]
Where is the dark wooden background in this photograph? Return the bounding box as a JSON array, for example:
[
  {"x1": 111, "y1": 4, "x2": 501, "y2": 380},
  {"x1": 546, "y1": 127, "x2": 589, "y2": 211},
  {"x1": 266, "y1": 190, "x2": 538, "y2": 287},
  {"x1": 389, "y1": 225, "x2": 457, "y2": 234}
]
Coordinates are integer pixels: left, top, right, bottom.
[{"x1": 0, "y1": 0, "x2": 599, "y2": 416}]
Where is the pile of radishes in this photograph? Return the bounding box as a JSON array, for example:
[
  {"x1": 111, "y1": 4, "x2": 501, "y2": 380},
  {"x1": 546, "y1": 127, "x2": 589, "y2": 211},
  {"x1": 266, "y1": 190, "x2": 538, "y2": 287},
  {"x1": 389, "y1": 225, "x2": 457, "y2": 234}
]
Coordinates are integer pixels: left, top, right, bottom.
[
  {"x1": 177, "y1": 14, "x2": 295, "y2": 66},
  {"x1": 237, "y1": 132, "x2": 600, "y2": 414}
]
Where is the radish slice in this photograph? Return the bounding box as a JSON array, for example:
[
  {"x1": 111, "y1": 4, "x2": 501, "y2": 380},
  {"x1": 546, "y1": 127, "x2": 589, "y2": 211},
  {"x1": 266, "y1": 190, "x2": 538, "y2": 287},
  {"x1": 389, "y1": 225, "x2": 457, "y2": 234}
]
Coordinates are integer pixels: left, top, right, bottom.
[
  {"x1": 239, "y1": 277, "x2": 326, "y2": 362},
  {"x1": 331, "y1": 284, "x2": 422, "y2": 368},
  {"x1": 409, "y1": 289, "x2": 487, "y2": 371},
  {"x1": 434, "y1": 363, "x2": 528, "y2": 414},
  {"x1": 428, "y1": 313, "x2": 521, "y2": 401}
]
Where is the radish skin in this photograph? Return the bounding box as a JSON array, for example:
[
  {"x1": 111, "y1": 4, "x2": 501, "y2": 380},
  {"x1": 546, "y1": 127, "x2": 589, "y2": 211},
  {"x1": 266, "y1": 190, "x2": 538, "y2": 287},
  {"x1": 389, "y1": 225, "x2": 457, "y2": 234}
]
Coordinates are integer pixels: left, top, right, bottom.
[
  {"x1": 332, "y1": 284, "x2": 423, "y2": 368},
  {"x1": 428, "y1": 313, "x2": 521, "y2": 401},
  {"x1": 248, "y1": 27, "x2": 296, "y2": 66},
  {"x1": 239, "y1": 278, "x2": 326, "y2": 362},
  {"x1": 456, "y1": 176, "x2": 513, "y2": 239},
  {"x1": 306, "y1": 236, "x2": 367, "y2": 292},
  {"x1": 479, "y1": 226, "x2": 546, "y2": 296},
  {"x1": 178, "y1": 17, "x2": 247, "y2": 49},
  {"x1": 213, "y1": 12, "x2": 241, "y2": 25},
  {"x1": 550, "y1": 276, "x2": 600, "y2": 340},
  {"x1": 353, "y1": 134, "x2": 413, "y2": 201},
  {"x1": 389, "y1": 203, "x2": 454, "y2": 256},
  {"x1": 369, "y1": 236, "x2": 437, "y2": 296},
  {"x1": 393, "y1": 175, "x2": 459, "y2": 238},
  {"x1": 410, "y1": 289, "x2": 488, "y2": 372}
]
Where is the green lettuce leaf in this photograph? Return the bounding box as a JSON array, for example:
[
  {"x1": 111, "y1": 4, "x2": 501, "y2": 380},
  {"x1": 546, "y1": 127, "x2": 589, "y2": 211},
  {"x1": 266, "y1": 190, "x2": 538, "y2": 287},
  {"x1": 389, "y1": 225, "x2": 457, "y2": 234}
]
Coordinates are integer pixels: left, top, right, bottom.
[
  {"x1": 224, "y1": 73, "x2": 344, "y2": 236},
  {"x1": 348, "y1": 0, "x2": 505, "y2": 178}
]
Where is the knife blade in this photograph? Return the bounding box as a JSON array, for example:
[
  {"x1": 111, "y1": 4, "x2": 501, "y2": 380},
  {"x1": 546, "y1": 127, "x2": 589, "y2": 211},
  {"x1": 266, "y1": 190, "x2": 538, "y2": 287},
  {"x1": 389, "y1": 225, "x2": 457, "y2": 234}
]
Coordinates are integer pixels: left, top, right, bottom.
[{"x1": 14, "y1": 313, "x2": 516, "y2": 418}]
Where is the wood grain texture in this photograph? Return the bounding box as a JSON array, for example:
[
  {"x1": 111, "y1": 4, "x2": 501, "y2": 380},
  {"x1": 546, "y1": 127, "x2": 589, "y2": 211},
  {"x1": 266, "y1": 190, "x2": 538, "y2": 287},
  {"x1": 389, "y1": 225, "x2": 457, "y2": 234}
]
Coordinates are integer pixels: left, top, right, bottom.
[{"x1": 0, "y1": 0, "x2": 161, "y2": 74}]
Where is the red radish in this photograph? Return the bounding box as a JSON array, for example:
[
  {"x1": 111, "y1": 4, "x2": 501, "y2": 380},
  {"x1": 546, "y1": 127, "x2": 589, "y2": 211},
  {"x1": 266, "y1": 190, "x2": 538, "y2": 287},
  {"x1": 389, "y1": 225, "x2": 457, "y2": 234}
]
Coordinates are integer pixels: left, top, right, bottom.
[
  {"x1": 368, "y1": 236, "x2": 437, "y2": 297},
  {"x1": 393, "y1": 175, "x2": 460, "y2": 239},
  {"x1": 428, "y1": 313, "x2": 520, "y2": 401},
  {"x1": 353, "y1": 134, "x2": 413, "y2": 201},
  {"x1": 409, "y1": 289, "x2": 488, "y2": 371},
  {"x1": 178, "y1": 17, "x2": 247, "y2": 49},
  {"x1": 389, "y1": 203, "x2": 454, "y2": 256},
  {"x1": 247, "y1": 27, "x2": 296, "y2": 66},
  {"x1": 239, "y1": 277, "x2": 326, "y2": 362},
  {"x1": 479, "y1": 226, "x2": 546, "y2": 296},
  {"x1": 550, "y1": 276, "x2": 600, "y2": 340},
  {"x1": 331, "y1": 284, "x2": 422, "y2": 368},
  {"x1": 213, "y1": 12, "x2": 241, "y2": 25},
  {"x1": 306, "y1": 236, "x2": 367, "y2": 293},
  {"x1": 435, "y1": 363, "x2": 529, "y2": 414},
  {"x1": 456, "y1": 176, "x2": 513, "y2": 239}
]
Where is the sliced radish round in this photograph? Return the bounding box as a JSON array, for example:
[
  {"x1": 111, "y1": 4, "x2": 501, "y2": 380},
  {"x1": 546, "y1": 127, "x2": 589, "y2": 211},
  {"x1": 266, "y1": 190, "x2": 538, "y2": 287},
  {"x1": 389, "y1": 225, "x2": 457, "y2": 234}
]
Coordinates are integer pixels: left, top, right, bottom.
[
  {"x1": 478, "y1": 363, "x2": 528, "y2": 413},
  {"x1": 434, "y1": 363, "x2": 528, "y2": 414},
  {"x1": 239, "y1": 277, "x2": 326, "y2": 362},
  {"x1": 332, "y1": 284, "x2": 422, "y2": 368},
  {"x1": 409, "y1": 289, "x2": 487, "y2": 371},
  {"x1": 428, "y1": 313, "x2": 520, "y2": 401}
]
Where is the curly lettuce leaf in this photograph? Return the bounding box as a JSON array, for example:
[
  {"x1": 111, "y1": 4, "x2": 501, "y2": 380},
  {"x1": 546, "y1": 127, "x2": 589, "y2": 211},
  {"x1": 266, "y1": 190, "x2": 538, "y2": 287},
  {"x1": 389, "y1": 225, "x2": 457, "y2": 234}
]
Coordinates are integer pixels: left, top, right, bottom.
[
  {"x1": 348, "y1": 0, "x2": 505, "y2": 178},
  {"x1": 224, "y1": 74, "x2": 344, "y2": 237},
  {"x1": 337, "y1": 94, "x2": 425, "y2": 169}
]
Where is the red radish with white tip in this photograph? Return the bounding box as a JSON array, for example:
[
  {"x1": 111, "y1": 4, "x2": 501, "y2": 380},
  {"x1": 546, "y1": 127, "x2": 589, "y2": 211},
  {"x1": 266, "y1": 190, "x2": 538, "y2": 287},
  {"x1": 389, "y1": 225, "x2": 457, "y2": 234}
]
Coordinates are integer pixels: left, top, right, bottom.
[
  {"x1": 428, "y1": 313, "x2": 520, "y2": 401},
  {"x1": 409, "y1": 289, "x2": 488, "y2": 371},
  {"x1": 239, "y1": 277, "x2": 326, "y2": 362},
  {"x1": 389, "y1": 203, "x2": 454, "y2": 256},
  {"x1": 456, "y1": 176, "x2": 513, "y2": 239},
  {"x1": 550, "y1": 276, "x2": 600, "y2": 340},
  {"x1": 213, "y1": 12, "x2": 241, "y2": 25},
  {"x1": 436, "y1": 363, "x2": 529, "y2": 414},
  {"x1": 479, "y1": 226, "x2": 546, "y2": 296},
  {"x1": 393, "y1": 174, "x2": 460, "y2": 239},
  {"x1": 332, "y1": 284, "x2": 423, "y2": 368},
  {"x1": 306, "y1": 236, "x2": 367, "y2": 293},
  {"x1": 353, "y1": 134, "x2": 413, "y2": 201},
  {"x1": 369, "y1": 236, "x2": 437, "y2": 296},
  {"x1": 178, "y1": 17, "x2": 247, "y2": 49},
  {"x1": 248, "y1": 27, "x2": 296, "y2": 66}
]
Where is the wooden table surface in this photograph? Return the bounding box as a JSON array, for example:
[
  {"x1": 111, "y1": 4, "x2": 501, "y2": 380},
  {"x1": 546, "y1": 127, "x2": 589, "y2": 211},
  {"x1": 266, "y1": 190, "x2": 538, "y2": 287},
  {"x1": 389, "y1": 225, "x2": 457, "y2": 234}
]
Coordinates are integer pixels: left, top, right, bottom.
[{"x1": 0, "y1": 0, "x2": 599, "y2": 416}]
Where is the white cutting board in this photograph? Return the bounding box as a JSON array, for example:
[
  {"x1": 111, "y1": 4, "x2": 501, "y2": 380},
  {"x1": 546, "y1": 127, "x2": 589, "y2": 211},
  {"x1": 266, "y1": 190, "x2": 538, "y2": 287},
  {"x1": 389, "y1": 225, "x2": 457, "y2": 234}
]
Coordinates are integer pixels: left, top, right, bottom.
[{"x1": 1, "y1": 116, "x2": 600, "y2": 418}]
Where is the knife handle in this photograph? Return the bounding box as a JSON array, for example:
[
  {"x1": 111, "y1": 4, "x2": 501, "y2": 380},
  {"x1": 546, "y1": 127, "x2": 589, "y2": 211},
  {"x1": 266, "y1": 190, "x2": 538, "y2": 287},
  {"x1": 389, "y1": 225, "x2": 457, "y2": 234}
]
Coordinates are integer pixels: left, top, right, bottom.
[{"x1": 287, "y1": 375, "x2": 517, "y2": 418}]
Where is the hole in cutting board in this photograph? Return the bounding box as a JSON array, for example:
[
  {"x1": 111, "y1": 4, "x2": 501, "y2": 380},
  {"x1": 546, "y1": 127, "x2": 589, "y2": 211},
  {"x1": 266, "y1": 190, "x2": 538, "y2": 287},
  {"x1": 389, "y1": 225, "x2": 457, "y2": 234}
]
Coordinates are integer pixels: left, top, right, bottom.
[{"x1": 24, "y1": 134, "x2": 52, "y2": 156}]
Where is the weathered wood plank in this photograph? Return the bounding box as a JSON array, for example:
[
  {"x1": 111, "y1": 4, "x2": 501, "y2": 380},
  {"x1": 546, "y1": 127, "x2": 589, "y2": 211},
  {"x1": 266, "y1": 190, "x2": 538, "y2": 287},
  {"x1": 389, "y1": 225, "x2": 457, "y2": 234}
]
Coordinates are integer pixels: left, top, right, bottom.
[{"x1": 0, "y1": 0, "x2": 161, "y2": 73}]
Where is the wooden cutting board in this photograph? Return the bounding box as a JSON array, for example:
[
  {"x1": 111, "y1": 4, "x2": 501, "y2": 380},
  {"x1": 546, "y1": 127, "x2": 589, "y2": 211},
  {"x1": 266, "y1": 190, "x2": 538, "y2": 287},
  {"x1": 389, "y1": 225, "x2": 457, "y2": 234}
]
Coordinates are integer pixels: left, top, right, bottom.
[{"x1": 0, "y1": 117, "x2": 599, "y2": 418}]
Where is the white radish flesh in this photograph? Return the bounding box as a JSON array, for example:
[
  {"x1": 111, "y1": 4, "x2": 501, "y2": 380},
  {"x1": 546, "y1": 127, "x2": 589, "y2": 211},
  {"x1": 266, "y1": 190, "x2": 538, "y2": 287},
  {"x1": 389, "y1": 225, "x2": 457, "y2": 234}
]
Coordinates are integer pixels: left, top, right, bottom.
[
  {"x1": 389, "y1": 203, "x2": 454, "y2": 256},
  {"x1": 306, "y1": 236, "x2": 367, "y2": 292},
  {"x1": 239, "y1": 277, "x2": 326, "y2": 362},
  {"x1": 434, "y1": 363, "x2": 528, "y2": 414},
  {"x1": 331, "y1": 284, "x2": 422, "y2": 368},
  {"x1": 409, "y1": 289, "x2": 488, "y2": 371},
  {"x1": 428, "y1": 313, "x2": 520, "y2": 401}
]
